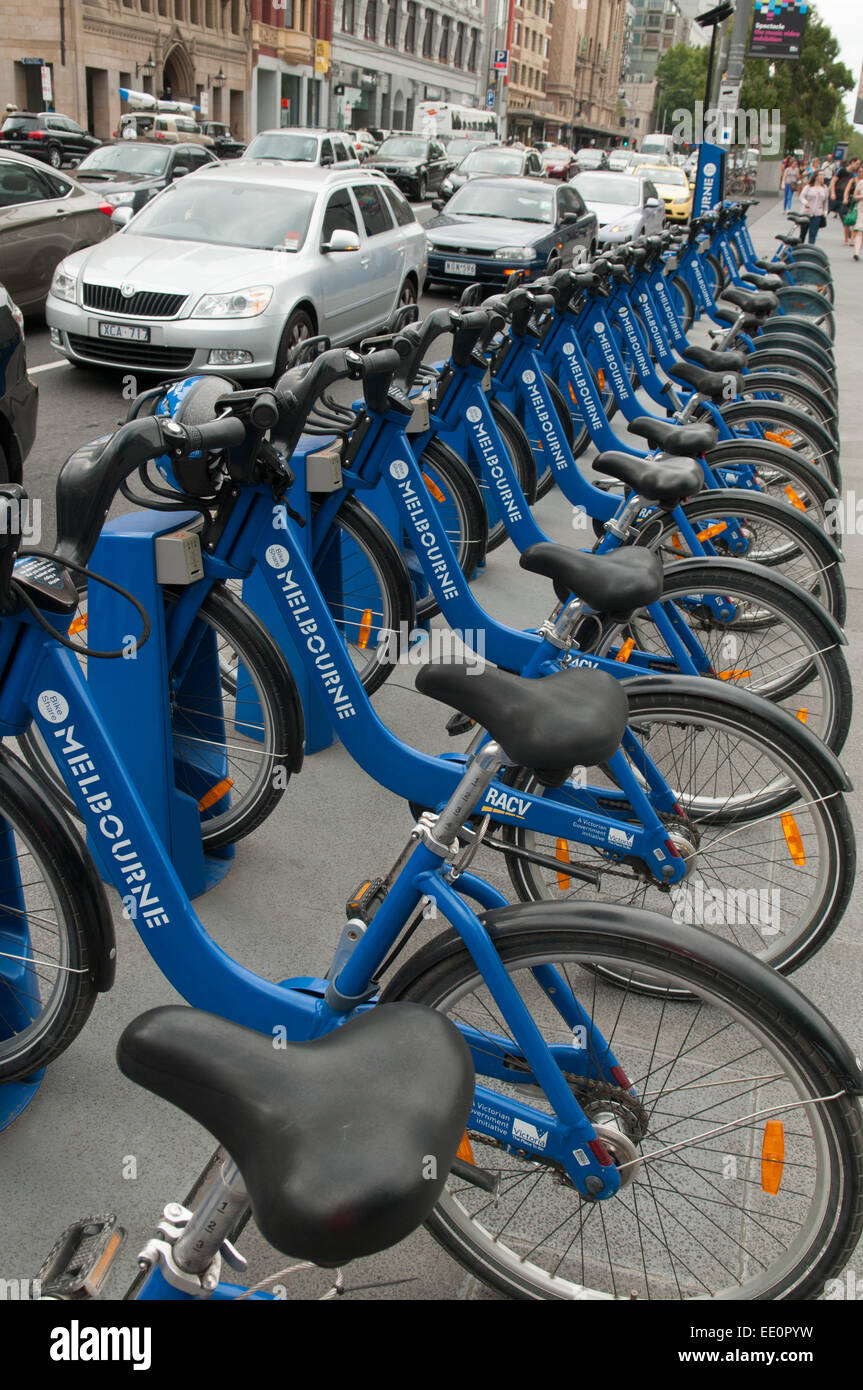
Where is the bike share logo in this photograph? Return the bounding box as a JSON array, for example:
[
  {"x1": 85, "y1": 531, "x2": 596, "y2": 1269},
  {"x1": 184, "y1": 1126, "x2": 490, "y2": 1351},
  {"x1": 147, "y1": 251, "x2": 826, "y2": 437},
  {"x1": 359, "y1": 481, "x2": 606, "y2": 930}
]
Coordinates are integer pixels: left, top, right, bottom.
[
  {"x1": 521, "y1": 369, "x2": 536, "y2": 385},
  {"x1": 264, "y1": 544, "x2": 291, "y2": 569},
  {"x1": 389, "y1": 458, "x2": 409, "y2": 480},
  {"x1": 36, "y1": 690, "x2": 69, "y2": 724},
  {"x1": 607, "y1": 826, "x2": 635, "y2": 851},
  {"x1": 591, "y1": 320, "x2": 630, "y2": 400},
  {"x1": 466, "y1": 405, "x2": 483, "y2": 423},
  {"x1": 464, "y1": 404, "x2": 523, "y2": 524},
  {"x1": 562, "y1": 342, "x2": 575, "y2": 356},
  {"x1": 523, "y1": 376, "x2": 567, "y2": 472}
]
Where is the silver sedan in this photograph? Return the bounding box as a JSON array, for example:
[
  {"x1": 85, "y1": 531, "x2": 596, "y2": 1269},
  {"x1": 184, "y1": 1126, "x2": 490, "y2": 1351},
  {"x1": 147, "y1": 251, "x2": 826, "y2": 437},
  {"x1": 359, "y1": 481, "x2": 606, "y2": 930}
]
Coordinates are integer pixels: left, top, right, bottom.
[{"x1": 45, "y1": 162, "x2": 427, "y2": 379}]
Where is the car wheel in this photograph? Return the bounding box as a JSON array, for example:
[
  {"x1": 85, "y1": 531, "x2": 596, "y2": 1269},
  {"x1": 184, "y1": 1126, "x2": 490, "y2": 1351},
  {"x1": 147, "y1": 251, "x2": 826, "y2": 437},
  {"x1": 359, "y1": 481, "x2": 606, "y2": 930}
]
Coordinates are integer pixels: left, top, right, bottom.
[
  {"x1": 273, "y1": 307, "x2": 315, "y2": 379},
  {"x1": 417, "y1": 173, "x2": 427, "y2": 202},
  {"x1": 47, "y1": 144, "x2": 63, "y2": 169},
  {"x1": 399, "y1": 278, "x2": 417, "y2": 308}
]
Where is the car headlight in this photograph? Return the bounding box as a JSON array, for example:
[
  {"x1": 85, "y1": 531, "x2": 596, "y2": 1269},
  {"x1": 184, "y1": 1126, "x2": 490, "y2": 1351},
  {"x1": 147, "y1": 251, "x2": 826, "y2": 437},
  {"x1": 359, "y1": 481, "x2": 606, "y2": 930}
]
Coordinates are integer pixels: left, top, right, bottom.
[
  {"x1": 106, "y1": 191, "x2": 136, "y2": 206},
  {"x1": 191, "y1": 286, "x2": 273, "y2": 318},
  {"x1": 493, "y1": 246, "x2": 537, "y2": 261},
  {"x1": 50, "y1": 266, "x2": 77, "y2": 303},
  {"x1": 673, "y1": 198, "x2": 690, "y2": 207}
]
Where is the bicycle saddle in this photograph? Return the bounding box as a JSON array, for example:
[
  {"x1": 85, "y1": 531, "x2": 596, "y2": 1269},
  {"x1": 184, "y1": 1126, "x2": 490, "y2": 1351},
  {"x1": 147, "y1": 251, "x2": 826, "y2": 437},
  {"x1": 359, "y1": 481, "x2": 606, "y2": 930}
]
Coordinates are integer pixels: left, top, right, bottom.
[
  {"x1": 741, "y1": 270, "x2": 784, "y2": 292},
  {"x1": 787, "y1": 212, "x2": 810, "y2": 225},
  {"x1": 666, "y1": 361, "x2": 743, "y2": 403},
  {"x1": 721, "y1": 286, "x2": 779, "y2": 314},
  {"x1": 519, "y1": 543, "x2": 664, "y2": 618},
  {"x1": 627, "y1": 416, "x2": 718, "y2": 455},
  {"x1": 593, "y1": 449, "x2": 703, "y2": 507},
  {"x1": 415, "y1": 662, "x2": 628, "y2": 785},
  {"x1": 681, "y1": 344, "x2": 748, "y2": 372},
  {"x1": 775, "y1": 234, "x2": 800, "y2": 246},
  {"x1": 751, "y1": 258, "x2": 791, "y2": 276},
  {"x1": 117, "y1": 1004, "x2": 474, "y2": 1268}
]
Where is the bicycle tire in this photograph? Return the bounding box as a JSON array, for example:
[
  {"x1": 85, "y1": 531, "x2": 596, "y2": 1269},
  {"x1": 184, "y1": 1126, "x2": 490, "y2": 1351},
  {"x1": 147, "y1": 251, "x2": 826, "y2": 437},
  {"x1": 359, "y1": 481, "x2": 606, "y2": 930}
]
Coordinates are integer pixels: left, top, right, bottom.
[
  {"x1": 704, "y1": 439, "x2": 838, "y2": 534},
  {"x1": 758, "y1": 315, "x2": 835, "y2": 357},
  {"x1": 787, "y1": 264, "x2": 835, "y2": 302},
  {"x1": 594, "y1": 561, "x2": 852, "y2": 754},
  {"x1": 747, "y1": 335, "x2": 836, "y2": 380},
  {"x1": 20, "y1": 585, "x2": 305, "y2": 851},
  {"x1": 732, "y1": 371, "x2": 838, "y2": 443},
  {"x1": 413, "y1": 439, "x2": 488, "y2": 624},
  {"x1": 775, "y1": 287, "x2": 836, "y2": 340},
  {"x1": 707, "y1": 398, "x2": 842, "y2": 491},
  {"x1": 743, "y1": 350, "x2": 837, "y2": 406},
  {"x1": 384, "y1": 908, "x2": 863, "y2": 1299},
  {"x1": 0, "y1": 748, "x2": 104, "y2": 1082},
  {"x1": 501, "y1": 686, "x2": 854, "y2": 974}
]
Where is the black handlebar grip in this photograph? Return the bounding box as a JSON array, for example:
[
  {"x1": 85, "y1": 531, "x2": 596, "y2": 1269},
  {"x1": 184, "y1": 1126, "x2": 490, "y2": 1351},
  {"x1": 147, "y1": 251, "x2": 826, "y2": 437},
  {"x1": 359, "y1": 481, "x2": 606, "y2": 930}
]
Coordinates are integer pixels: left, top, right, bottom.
[{"x1": 182, "y1": 416, "x2": 248, "y2": 455}]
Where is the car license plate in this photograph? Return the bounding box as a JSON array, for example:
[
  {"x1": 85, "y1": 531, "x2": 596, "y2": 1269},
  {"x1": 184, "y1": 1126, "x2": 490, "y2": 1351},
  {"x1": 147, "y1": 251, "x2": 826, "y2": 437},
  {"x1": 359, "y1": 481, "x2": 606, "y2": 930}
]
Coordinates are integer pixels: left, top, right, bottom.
[
  {"x1": 444, "y1": 260, "x2": 476, "y2": 276},
  {"x1": 98, "y1": 321, "x2": 150, "y2": 342}
]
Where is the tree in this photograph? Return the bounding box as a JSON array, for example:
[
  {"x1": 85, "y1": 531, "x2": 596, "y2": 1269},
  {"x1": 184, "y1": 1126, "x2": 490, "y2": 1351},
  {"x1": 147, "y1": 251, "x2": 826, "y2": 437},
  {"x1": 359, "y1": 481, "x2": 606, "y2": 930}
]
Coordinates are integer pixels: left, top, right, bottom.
[
  {"x1": 739, "y1": 7, "x2": 852, "y2": 155},
  {"x1": 654, "y1": 44, "x2": 709, "y2": 131}
]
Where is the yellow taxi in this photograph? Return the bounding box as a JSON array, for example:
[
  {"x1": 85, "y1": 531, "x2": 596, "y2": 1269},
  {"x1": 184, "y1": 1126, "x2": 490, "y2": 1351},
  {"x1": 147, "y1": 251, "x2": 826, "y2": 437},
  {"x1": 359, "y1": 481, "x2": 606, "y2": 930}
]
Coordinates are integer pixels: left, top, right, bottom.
[{"x1": 641, "y1": 163, "x2": 693, "y2": 222}]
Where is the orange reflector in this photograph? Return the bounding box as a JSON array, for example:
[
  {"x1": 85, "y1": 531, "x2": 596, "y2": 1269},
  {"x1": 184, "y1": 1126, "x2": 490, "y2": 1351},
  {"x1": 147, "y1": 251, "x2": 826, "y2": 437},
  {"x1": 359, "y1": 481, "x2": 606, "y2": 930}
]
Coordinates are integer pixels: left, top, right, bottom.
[
  {"x1": 671, "y1": 532, "x2": 684, "y2": 554},
  {"x1": 760, "y1": 1120, "x2": 785, "y2": 1195},
  {"x1": 198, "y1": 778, "x2": 234, "y2": 812},
  {"x1": 784, "y1": 484, "x2": 806, "y2": 511},
  {"x1": 422, "y1": 472, "x2": 445, "y2": 504},
  {"x1": 780, "y1": 813, "x2": 806, "y2": 866},
  {"x1": 456, "y1": 1132, "x2": 475, "y2": 1165},
  {"x1": 68, "y1": 613, "x2": 88, "y2": 636},
  {"x1": 717, "y1": 669, "x2": 752, "y2": 681},
  {"x1": 765, "y1": 429, "x2": 794, "y2": 447},
  {"x1": 696, "y1": 521, "x2": 728, "y2": 542},
  {"x1": 555, "y1": 838, "x2": 571, "y2": 891},
  {"x1": 358, "y1": 608, "x2": 373, "y2": 650},
  {"x1": 796, "y1": 708, "x2": 808, "y2": 724},
  {"x1": 615, "y1": 638, "x2": 635, "y2": 664},
  {"x1": 567, "y1": 382, "x2": 578, "y2": 405},
  {"x1": 597, "y1": 368, "x2": 606, "y2": 392}
]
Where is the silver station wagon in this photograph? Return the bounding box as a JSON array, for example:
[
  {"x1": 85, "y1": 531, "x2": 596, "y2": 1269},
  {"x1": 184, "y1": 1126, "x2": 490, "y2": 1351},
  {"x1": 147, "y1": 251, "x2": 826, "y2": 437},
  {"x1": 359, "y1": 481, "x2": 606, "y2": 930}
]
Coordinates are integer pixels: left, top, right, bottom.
[{"x1": 45, "y1": 163, "x2": 427, "y2": 379}]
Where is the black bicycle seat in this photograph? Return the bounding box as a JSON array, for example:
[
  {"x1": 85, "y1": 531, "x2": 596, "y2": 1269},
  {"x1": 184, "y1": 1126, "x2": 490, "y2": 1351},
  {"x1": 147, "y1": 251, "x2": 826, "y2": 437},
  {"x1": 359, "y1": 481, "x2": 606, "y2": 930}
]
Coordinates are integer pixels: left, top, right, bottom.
[
  {"x1": 775, "y1": 234, "x2": 799, "y2": 246},
  {"x1": 752, "y1": 258, "x2": 791, "y2": 276},
  {"x1": 519, "y1": 543, "x2": 664, "y2": 618},
  {"x1": 741, "y1": 270, "x2": 784, "y2": 292},
  {"x1": 627, "y1": 414, "x2": 718, "y2": 455},
  {"x1": 682, "y1": 344, "x2": 748, "y2": 372},
  {"x1": 117, "y1": 1004, "x2": 474, "y2": 1268},
  {"x1": 721, "y1": 286, "x2": 779, "y2": 315},
  {"x1": 415, "y1": 662, "x2": 628, "y2": 785},
  {"x1": 593, "y1": 450, "x2": 703, "y2": 507},
  {"x1": 667, "y1": 360, "x2": 743, "y2": 403},
  {"x1": 787, "y1": 211, "x2": 810, "y2": 225}
]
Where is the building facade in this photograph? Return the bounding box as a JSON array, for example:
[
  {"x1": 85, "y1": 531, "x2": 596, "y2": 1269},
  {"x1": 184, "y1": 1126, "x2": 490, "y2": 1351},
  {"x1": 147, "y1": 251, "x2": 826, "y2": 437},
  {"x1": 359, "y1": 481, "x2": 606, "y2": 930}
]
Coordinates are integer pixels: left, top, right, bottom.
[
  {"x1": 328, "y1": 0, "x2": 490, "y2": 134},
  {"x1": 622, "y1": 0, "x2": 688, "y2": 145},
  {"x1": 251, "y1": 0, "x2": 332, "y2": 134},
  {"x1": 2, "y1": 0, "x2": 251, "y2": 141},
  {"x1": 505, "y1": 0, "x2": 553, "y2": 141}
]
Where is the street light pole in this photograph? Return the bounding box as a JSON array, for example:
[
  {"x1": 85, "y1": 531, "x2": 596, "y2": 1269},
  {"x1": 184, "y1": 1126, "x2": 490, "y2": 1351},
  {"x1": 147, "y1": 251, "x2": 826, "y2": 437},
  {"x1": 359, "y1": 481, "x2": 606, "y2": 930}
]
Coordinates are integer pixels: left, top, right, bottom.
[{"x1": 697, "y1": 3, "x2": 734, "y2": 110}]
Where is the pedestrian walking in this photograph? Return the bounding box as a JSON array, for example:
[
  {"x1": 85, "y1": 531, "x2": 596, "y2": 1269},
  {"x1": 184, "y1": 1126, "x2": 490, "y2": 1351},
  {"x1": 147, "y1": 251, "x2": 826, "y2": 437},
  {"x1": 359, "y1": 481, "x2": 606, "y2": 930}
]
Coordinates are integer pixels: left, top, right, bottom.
[
  {"x1": 798, "y1": 171, "x2": 829, "y2": 244},
  {"x1": 780, "y1": 156, "x2": 801, "y2": 212},
  {"x1": 843, "y1": 166, "x2": 863, "y2": 260},
  {"x1": 833, "y1": 157, "x2": 859, "y2": 243}
]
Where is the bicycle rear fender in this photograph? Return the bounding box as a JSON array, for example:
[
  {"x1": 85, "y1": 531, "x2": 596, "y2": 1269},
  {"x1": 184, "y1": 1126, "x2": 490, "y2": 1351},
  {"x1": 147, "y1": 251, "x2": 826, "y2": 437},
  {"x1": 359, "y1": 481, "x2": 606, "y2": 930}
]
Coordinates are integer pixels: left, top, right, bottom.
[
  {"x1": 672, "y1": 485, "x2": 844, "y2": 566},
  {"x1": 619, "y1": 671, "x2": 851, "y2": 793},
  {"x1": 383, "y1": 901, "x2": 863, "y2": 1095},
  {"x1": 703, "y1": 439, "x2": 840, "y2": 501},
  {"x1": 0, "y1": 746, "x2": 117, "y2": 991},
  {"x1": 660, "y1": 554, "x2": 847, "y2": 647}
]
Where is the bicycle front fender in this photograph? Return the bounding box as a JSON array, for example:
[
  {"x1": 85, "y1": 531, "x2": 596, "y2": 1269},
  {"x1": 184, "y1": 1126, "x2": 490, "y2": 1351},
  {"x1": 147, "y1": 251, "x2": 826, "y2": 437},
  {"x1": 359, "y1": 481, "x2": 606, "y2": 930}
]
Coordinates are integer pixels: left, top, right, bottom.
[{"x1": 660, "y1": 554, "x2": 847, "y2": 647}]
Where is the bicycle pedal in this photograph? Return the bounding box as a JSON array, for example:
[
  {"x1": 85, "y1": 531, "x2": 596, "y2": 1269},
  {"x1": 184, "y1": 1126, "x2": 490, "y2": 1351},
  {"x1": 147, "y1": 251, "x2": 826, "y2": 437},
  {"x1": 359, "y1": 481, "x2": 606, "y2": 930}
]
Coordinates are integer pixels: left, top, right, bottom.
[
  {"x1": 445, "y1": 711, "x2": 475, "y2": 737},
  {"x1": 37, "y1": 1213, "x2": 126, "y2": 1300},
  {"x1": 345, "y1": 877, "x2": 387, "y2": 924}
]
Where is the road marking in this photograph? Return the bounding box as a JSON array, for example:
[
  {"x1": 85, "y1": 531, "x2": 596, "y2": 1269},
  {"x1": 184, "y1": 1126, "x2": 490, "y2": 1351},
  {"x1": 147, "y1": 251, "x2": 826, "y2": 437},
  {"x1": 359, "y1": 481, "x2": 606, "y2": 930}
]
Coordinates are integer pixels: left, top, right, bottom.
[{"x1": 29, "y1": 360, "x2": 70, "y2": 375}]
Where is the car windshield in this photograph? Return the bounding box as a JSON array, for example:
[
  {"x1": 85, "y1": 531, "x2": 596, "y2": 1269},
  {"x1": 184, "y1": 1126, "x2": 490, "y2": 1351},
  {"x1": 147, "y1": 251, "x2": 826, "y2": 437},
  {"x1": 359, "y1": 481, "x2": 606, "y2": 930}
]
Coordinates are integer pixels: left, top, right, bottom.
[
  {"x1": 245, "y1": 132, "x2": 319, "y2": 161},
  {"x1": 574, "y1": 173, "x2": 639, "y2": 205},
  {"x1": 542, "y1": 147, "x2": 570, "y2": 161},
  {"x1": 77, "y1": 145, "x2": 170, "y2": 176},
  {"x1": 446, "y1": 139, "x2": 479, "y2": 159},
  {"x1": 377, "y1": 138, "x2": 428, "y2": 158},
  {"x1": 628, "y1": 153, "x2": 668, "y2": 168},
  {"x1": 446, "y1": 182, "x2": 554, "y2": 222},
  {"x1": 126, "y1": 179, "x2": 317, "y2": 250},
  {"x1": 576, "y1": 150, "x2": 605, "y2": 164},
  {"x1": 460, "y1": 149, "x2": 525, "y2": 175},
  {"x1": 644, "y1": 166, "x2": 687, "y2": 186},
  {"x1": 1, "y1": 116, "x2": 39, "y2": 133}
]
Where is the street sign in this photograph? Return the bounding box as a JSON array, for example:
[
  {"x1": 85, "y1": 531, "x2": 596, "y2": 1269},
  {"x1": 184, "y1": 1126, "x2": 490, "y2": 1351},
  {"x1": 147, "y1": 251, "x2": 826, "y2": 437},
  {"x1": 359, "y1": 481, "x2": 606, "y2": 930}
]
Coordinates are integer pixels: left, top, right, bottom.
[
  {"x1": 40, "y1": 65, "x2": 53, "y2": 105},
  {"x1": 493, "y1": 49, "x2": 508, "y2": 71},
  {"x1": 21, "y1": 57, "x2": 44, "y2": 66},
  {"x1": 486, "y1": 89, "x2": 495, "y2": 108}
]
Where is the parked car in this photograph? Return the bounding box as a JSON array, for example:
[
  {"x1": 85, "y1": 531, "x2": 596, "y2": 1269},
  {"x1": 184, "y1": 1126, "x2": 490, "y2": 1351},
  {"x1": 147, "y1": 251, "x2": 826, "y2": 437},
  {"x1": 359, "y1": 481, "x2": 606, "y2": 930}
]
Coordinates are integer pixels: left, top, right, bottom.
[
  {"x1": 571, "y1": 169, "x2": 665, "y2": 245},
  {"x1": 0, "y1": 150, "x2": 113, "y2": 312},
  {"x1": 426, "y1": 177, "x2": 596, "y2": 289},
  {"x1": 45, "y1": 164, "x2": 427, "y2": 379},
  {"x1": 623, "y1": 150, "x2": 672, "y2": 173},
  {"x1": 117, "y1": 112, "x2": 214, "y2": 148},
  {"x1": 366, "y1": 135, "x2": 450, "y2": 200},
  {"x1": 0, "y1": 112, "x2": 100, "y2": 169},
  {"x1": 0, "y1": 284, "x2": 37, "y2": 479},
  {"x1": 351, "y1": 129, "x2": 380, "y2": 161},
  {"x1": 639, "y1": 163, "x2": 692, "y2": 223},
  {"x1": 541, "y1": 145, "x2": 580, "y2": 181},
  {"x1": 242, "y1": 128, "x2": 359, "y2": 167},
  {"x1": 607, "y1": 150, "x2": 631, "y2": 171},
  {"x1": 199, "y1": 122, "x2": 245, "y2": 159},
  {"x1": 574, "y1": 147, "x2": 610, "y2": 171},
  {"x1": 440, "y1": 144, "x2": 545, "y2": 200},
  {"x1": 441, "y1": 136, "x2": 488, "y2": 169},
  {"x1": 74, "y1": 141, "x2": 219, "y2": 215}
]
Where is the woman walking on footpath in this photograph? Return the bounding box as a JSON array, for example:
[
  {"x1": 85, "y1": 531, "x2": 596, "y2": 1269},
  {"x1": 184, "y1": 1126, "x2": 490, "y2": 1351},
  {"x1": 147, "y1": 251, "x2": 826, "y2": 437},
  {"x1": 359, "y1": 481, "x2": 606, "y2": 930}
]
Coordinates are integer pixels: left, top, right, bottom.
[
  {"x1": 832, "y1": 158, "x2": 858, "y2": 243},
  {"x1": 843, "y1": 166, "x2": 863, "y2": 260},
  {"x1": 781, "y1": 157, "x2": 801, "y2": 212},
  {"x1": 798, "y1": 171, "x2": 829, "y2": 244}
]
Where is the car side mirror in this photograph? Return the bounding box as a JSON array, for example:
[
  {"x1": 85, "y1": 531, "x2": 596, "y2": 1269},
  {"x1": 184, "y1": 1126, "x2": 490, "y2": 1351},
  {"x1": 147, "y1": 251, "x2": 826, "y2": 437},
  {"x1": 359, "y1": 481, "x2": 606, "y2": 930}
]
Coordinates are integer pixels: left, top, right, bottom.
[
  {"x1": 645, "y1": 197, "x2": 661, "y2": 209},
  {"x1": 321, "y1": 152, "x2": 334, "y2": 166},
  {"x1": 173, "y1": 164, "x2": 191, "y2": 178},
  {"x1": 111, "y1": 206, "x2": 134, "y2": 229},
  {"x1": 431, "y1": 197, "x2": 445, "y2": 210},
  {"x1": 322, "y1": 227, "x2": 361, "y2": 253},
  {"x1": 561, "y1": 211, "x2": 579, "y2": 223}
]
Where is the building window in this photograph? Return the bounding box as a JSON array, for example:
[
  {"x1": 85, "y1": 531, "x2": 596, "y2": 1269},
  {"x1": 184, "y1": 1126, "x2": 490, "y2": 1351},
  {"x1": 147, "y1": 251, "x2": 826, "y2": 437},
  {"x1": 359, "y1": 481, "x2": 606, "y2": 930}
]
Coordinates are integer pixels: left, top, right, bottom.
[
  {"x1": 422, "y1": 9, "x2": 434, "y2": 58},
  {"x1": 231, "y1": 0, "x2": 240, "y2": 33},
  {"x1": 513, "y1": 21, "x2": 520, "y2": 43},
  {"x1": 385, "y1": 0, "x2": 398, "y2": 46},
  {"x1": 541, "y1": 70, "x2": 546, "y2": 92},
  {"x1": 404, "y1": 2, "x2": 417, "y2": 50},
  {"x1": 342, "y1": 0, "x2": 355, "y2": 33},
  {"x1": 453, "y1": 21, "x2": 465, "y2": 66},
  {"x1": 439, "y1": 16, "x2": 450, "y2": 62},
  {"x1": 365, "y1": 0, "x2": 378, "y2": 40},
  {"x1": 467, "y1": 27, "x2": 478, "y2": 71},
  {"x1": 511, "y1": 59, "x2": 518, "y2": 84}
]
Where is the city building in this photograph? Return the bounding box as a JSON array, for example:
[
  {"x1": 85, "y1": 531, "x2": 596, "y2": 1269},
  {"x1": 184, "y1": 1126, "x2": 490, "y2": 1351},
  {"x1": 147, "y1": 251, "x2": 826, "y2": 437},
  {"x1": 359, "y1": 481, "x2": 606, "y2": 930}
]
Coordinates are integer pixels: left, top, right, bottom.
[
  {"x1": 505, "y1": 0, "x2": 554, "y2": 142},
  {"x1": 1, "y1": 0, "x2": 251, "y2": 140},
  {"x1": 328, "y1": 0, "x2": 490, "y2": 134},
  {"x1": 251, "y1": 0, "x2": 332, "y2": 133},
  {"x1": 621, "y1": 0, "x2": 688, "y2": 146}
]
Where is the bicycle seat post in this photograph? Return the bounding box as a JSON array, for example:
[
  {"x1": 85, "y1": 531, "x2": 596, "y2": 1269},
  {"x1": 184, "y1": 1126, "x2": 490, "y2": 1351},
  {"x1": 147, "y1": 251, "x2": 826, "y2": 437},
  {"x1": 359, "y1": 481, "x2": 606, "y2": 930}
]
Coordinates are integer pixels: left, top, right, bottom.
[{"x1": 136, "y1": 1153, "x2": 249, "y2": 1296}]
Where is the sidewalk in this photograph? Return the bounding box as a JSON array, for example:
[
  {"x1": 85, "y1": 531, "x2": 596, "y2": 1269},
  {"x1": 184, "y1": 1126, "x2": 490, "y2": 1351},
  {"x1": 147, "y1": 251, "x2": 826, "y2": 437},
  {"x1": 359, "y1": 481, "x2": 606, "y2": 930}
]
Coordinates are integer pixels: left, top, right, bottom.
[{"x1": 3, "y1": 199, "x2": 861, "y2": 1301}]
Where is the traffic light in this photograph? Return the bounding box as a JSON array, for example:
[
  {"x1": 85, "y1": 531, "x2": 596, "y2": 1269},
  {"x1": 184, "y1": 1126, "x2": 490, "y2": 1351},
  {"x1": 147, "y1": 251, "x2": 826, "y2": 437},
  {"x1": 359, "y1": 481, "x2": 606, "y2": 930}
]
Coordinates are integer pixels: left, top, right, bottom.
[{"x1": 622, "y1": 138, "x2": 629, "y2": 147}]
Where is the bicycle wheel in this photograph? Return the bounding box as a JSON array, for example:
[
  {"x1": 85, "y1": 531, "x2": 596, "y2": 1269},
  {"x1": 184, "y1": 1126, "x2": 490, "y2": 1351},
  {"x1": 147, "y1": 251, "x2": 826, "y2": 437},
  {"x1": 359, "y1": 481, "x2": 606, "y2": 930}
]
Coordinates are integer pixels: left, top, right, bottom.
[
  {"x1": 747, "y1": 336, "x2": 836, "y2": 381},
  {"x1": 713, "y1": 399, "x2": 841, "y2": 490},
  {"x1": 478, "y1": 400, "x2": 537, "y2": 552},
  {"x1": 0, "y1": 748, "x2": 103, "y2": 1082},
  {"x1": 385, "y1": 908, "x2": 863, "y2": 1299},
  {"x1": 732, "y1": 372, "x2": 838, "y2": 444},
  {"x1": 704, "y1": 440, "x2": 837, "y2": 534},
  {"x1": 594, "y1": 563, "x2": 852, "y2": 754},
  {"x1": 20, "y1": 585, "x2": 305, "y2": 851},
  {"x1": 775, "y1": 288, "x2": 836, "y2": 340},
  {"x1": 743, "y1": 351, "x2": 837, "y2": 408},
  {"x1": 412, "y1": 439, "x2": 488, "y2": 624},
  {"x1": 787, "y1": 264, "x2": 835, "y2": 302},
  {"x1": 313, "y1": 494, "x2": 415, "y2": 696},
  {"x1": 502, "y1": 687, "x2": 854, "y2": 974}
]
